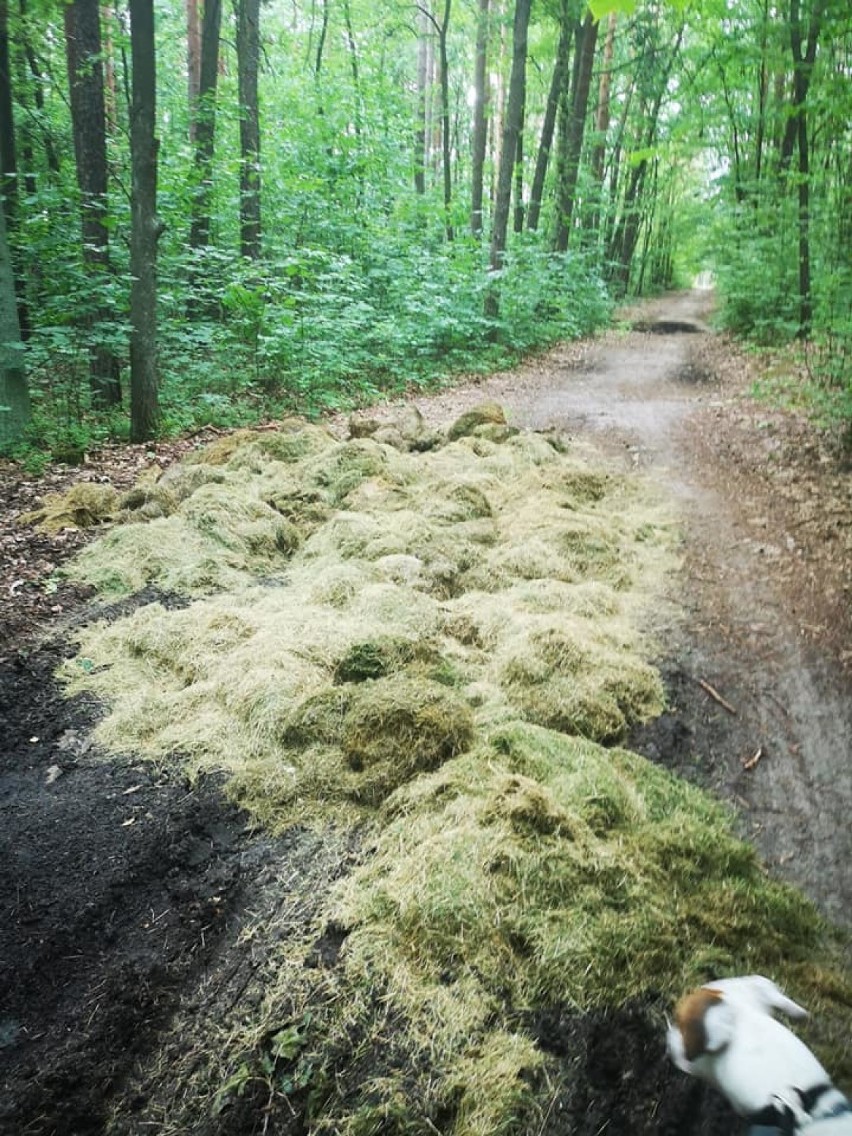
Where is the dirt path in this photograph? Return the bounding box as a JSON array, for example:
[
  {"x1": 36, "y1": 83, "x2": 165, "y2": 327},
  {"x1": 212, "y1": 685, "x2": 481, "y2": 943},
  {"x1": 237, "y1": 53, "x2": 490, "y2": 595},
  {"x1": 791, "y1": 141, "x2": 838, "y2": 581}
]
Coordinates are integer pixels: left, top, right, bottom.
[
  {"x1": 1, "y1": 292, "x2": 850, "y2": 1135},
  {"x1": 385, "y1": 289, "x2": 852, "y2": 927}
]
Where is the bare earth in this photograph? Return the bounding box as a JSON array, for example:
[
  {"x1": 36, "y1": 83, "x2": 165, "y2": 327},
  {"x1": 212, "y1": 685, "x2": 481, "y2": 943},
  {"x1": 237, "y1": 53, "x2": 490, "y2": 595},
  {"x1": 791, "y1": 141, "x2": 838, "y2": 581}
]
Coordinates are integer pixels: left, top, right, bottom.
[{"x1": 1, "y1": 291, "x2": 850, "y2": 1134}]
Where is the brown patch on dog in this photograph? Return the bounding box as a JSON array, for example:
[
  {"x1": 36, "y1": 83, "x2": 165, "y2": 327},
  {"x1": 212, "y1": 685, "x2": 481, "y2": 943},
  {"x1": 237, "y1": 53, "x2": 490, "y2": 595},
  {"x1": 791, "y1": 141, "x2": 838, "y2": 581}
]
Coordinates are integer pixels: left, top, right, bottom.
[{"x1": 674, "y1": 988, "x2": 725, "y2": 1061}]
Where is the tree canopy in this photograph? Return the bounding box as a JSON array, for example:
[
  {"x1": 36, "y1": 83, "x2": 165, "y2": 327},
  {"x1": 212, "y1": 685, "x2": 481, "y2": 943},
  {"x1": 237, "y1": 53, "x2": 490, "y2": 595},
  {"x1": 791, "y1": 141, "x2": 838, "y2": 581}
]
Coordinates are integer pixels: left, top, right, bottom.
[{"x1": 0, "y1": 0, "x2": 849, "y2": 459}]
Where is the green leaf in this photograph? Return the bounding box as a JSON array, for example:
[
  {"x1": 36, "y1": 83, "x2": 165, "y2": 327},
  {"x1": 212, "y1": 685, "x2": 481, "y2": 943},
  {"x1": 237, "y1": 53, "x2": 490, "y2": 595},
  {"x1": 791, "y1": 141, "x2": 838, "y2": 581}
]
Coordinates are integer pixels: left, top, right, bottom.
[
  {"x1": 587, "y1": 0, "x2": 637, "y2": 18},
  {"x1": 269, "y1": 1023, "x2": 307, "y2": 1061},
  {"x1": 211, "y1": 1063, "x2": 253, "y2": 1116},
  {"x1": 627, "y1": 146, "x2": 659, "y2": 166}
]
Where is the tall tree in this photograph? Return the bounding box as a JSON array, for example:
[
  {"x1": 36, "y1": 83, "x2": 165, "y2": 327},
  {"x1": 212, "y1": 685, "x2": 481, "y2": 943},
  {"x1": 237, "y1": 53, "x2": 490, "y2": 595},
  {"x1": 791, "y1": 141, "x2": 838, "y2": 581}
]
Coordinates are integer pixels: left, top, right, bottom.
[
  {"x1": 341, "y1": 0, "x2": 366, "y2": 210},
  {"x1": 784, "y1": 0, "x2": 824, "y2": 335},
  {"x1": 607, "y1": 18, "x2": 683, "y2": 291},
  {"x1": 0, "y1": 0, "x2": 16, "y2": 219},
  {"x1": 527, "y1": 16, "x2": 570, "y2": 232},
  {"x1": 0, "y1": 187, "x2": 28, "y2": 451},
  {"x1": 0, "y1": 0, "x2": 32, "y2": 340},
  {"x1": 512, "y1": 94, "x2": 525, "y2": 233},
  {"x1": 553, "y1": 10, "x2": 599, "y2": 252},
  {"x1": 436, "y1": 0, "x2": 452, "y2": 238},
  {"x1": 236, "y1": 0, "x2": 261, "y2": 259},
  {"x1": 129, "y1": 0, "x2": 159, "y2": 442},
  {"x1": 187, "y1": 0, "x2": 201, "y2": 140},
  {"x1": 589, "y1": 10, "x2": 616, "y2": 226},
  {"x1": 470, "y1": 0, "x2": 490, "y2": 234},
  {"x1": 18, "y1": 0, "x2": 61, "y2": 177},
  {"x1": 486, "y1": 0, "x2": 531, "y2": 319},
  {"x1": 414, "y1": 2, "x2": 430, "y2": 194},
  {"x1": 188, "y1": 0, "x2": 222, "y2": 255},
  {"x1": 419, "y1": 0, "x2": 453, "y2": 237},
  {"x1": 65, "y1": 0, "x2": 121, "y2": 405}
]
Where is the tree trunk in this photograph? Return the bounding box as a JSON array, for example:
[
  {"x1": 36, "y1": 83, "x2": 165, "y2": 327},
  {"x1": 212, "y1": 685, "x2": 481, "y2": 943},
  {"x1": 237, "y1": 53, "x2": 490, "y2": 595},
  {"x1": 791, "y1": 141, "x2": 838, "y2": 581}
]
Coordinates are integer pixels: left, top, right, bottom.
[
  {"x1": 0, "y1": 190, "x2": 29, "y2": 451},
  {"x1": 188, "y1": 0, "x2": 221, "y2": 255},
  {"x1": 102, "y1": 3, "x2": 118, "y2": 136},
  {"x1": 187, "y1": 0, "x2": 201, "y2": 141},
  {"x1": 236, "y1": 0, "x2": 261, "y2": 259},
  {"x1": 553, "y1": 11, "x2": 598, "y2": 253},
  {"x1": 414, "y1": 3, "x2": 429, "y2": 194},
  {"x1": 13, "y1": 42, "x2": 36, "y2": 198},
  {"x1": 753, "y1": 0, "x2": 769, "y2": 186},
  {"x1": 342, "y1": 0, "x2": 362, "y2": 141},
  {"x1": 129, "y1": 0, "x2": 159, "y2": 443},
  {"x1": 65, "y1": 0, "x2": 121, "y2": 405},
  {"x1": 485, "y1": 0, "x2": 531, "y2": 321},
  {"x1": 314, "y1": 0, "x2": 329, "y2": 77},
  {"x1": 1, "y1": 0, "x2": 33, "y2": 341},
  {"x1": 340, "y1": 0, "x2": 366, "y2": 214},
  {"x1": 470, "y1": 0, "x2": 489, "y2": 234},
  {"x1": 512, "y1": 102, "x2": 525, "y2": 233},
  {"x1": 0, "y1": 0, "x2": 16, "y2": 215},
  {"x1": 490, "y1": 0, "x2": 507, "y2": 203},
  {"x1": 526, "y1": 17, "x2": 569, "y2": 232},
  {"x1": 436, "y1": 0, "x2": 453, "y2": 239},
  {"x1": 785, "y1": 0, "x2": 823, "y2": 335},
  {"x1": 589, "y1": 9, "x2": 616, "y2": 230},
  {"x1": 779, "y1": 0, "x2": 822, "y2": 173},
  {"x1": 607, "y1": 23, "x2": 683, "y2": 291}
]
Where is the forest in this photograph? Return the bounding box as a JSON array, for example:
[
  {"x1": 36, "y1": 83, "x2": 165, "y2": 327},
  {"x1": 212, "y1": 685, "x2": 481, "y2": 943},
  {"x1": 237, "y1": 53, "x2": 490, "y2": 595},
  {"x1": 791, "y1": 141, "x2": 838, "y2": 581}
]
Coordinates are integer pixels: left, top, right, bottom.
[{"x1": 0, "y1": 0, "x2": 850, "y2": 461}]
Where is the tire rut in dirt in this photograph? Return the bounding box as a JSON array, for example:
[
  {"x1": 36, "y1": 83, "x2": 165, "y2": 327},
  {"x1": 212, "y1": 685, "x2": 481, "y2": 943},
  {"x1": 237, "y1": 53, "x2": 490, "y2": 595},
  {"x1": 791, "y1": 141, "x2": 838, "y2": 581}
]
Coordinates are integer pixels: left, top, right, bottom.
[{"x1": 0, "y1": 632, "x2": 261, "y2": 1136}]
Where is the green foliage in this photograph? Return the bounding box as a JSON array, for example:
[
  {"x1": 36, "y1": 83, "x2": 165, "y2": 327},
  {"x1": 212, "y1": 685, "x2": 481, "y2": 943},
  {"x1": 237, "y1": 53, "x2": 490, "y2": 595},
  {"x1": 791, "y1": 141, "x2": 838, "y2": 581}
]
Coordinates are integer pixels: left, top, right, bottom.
[
  {"x1": 5, "y1": 0, "x2": 849, "y2": 457},
  {"x1": 144, "y1": 239, "x2": 611, "y2": 431}
]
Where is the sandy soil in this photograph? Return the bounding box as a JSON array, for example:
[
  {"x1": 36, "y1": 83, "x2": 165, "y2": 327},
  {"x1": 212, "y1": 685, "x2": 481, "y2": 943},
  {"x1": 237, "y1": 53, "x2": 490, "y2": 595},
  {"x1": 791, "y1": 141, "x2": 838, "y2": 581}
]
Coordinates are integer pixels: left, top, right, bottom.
[{"x1": 1, "y1": 291, "x2": 849, "y2": 1135}]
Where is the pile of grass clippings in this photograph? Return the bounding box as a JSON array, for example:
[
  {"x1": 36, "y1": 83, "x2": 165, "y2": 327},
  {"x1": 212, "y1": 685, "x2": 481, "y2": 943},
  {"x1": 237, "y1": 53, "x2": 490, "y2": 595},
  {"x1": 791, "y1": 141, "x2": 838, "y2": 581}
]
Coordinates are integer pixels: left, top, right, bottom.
[
  {"x1": 52, "y1": 407, "x2": 851, "y2": 1135},
  {"x1": 59, "y1": 408, "x2": 673, "y2": 824}
]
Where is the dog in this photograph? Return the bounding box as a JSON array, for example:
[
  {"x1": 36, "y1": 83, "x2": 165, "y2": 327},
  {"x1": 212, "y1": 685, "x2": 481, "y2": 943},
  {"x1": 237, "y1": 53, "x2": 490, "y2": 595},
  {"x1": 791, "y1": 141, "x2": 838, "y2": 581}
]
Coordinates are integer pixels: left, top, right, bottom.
[{"x1": 667, "y1": 975, "x2": 852, "y2": 1133}]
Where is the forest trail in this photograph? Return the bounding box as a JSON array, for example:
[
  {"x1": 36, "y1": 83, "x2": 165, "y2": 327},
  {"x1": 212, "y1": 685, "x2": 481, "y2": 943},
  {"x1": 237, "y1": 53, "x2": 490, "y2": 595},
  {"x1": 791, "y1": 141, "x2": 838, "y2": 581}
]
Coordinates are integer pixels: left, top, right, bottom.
[
  {"x1": 2, "y1": 291, "x2": 850, "y2": 1136},
  {"x1": 377, "y1": 289, "x2": 852, "y2": 927}
]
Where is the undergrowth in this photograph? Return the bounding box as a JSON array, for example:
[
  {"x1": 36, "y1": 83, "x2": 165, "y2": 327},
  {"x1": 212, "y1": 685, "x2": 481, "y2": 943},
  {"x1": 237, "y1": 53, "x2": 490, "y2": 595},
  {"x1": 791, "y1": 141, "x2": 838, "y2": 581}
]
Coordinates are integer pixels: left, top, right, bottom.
[{"x1": 12, "y1": 240, "x2": 611, "y2": 468}]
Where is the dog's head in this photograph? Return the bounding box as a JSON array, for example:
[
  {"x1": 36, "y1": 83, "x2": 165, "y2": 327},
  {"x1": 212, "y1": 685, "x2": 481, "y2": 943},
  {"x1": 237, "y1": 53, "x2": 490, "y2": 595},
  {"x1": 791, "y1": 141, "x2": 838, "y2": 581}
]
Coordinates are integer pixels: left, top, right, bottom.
[
  {"x1": 665, "y1": 975, "x2": 842, "y2": 1122},
  {"x1": 667, "y1": 985, "x2": 730, "y2": 1071},
  {"x1": 667, "y1": 975, "x2": 809, "y2": 1072}
]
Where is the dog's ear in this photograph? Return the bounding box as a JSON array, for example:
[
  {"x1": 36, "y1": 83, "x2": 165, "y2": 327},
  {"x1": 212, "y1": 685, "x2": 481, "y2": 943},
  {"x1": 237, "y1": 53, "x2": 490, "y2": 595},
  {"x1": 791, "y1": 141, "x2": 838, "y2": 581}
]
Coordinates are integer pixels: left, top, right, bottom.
[{"x1": 672, "y1": 988, "x2": 727, "y2": 1062}]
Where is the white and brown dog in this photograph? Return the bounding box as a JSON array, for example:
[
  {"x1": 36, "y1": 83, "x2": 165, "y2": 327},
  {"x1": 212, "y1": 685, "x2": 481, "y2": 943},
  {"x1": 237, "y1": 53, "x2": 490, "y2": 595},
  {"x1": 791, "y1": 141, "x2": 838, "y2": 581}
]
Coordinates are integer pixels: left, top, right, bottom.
[{"x1": 667, "y1": 976, "x2": 852, "y2": 1134}]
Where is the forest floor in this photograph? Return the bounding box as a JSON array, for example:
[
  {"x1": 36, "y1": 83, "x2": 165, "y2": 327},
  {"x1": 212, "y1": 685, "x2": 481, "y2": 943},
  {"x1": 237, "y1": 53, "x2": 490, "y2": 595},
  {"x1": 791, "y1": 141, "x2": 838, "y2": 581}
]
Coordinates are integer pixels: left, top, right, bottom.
[{"x1": 1, "y1": 290, "x2": 850, "y2": 1135}]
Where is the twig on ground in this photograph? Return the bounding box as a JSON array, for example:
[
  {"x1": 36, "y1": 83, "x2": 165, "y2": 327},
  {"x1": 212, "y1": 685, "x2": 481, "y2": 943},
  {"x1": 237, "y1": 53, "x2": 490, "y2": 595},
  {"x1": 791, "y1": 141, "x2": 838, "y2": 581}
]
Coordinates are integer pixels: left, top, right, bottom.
[
  {"x1": 742, "y1": 747, "x2": 763, "y2": 771},
  {"x1": 697, "y1": 677, "x2": 738, "y2": 715}
]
